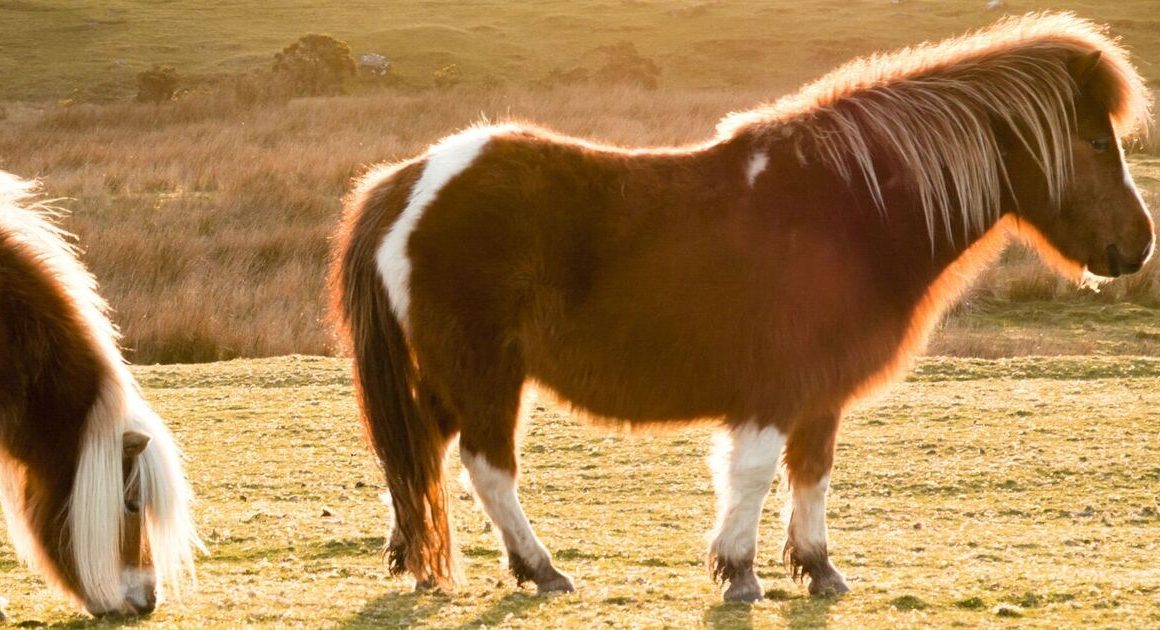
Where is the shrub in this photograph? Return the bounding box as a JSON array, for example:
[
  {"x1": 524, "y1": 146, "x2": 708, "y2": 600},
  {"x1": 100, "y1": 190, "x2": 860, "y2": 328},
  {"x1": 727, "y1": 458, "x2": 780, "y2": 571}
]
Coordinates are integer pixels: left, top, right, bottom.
[
  {"x1": 136, "y1": 64, "x2": 180, "y2": 103},
  {"x1": 273, "y1": 34, "x2": 357, "y2": 96},
  {"x1": 538, "y1": 42, "x2": 660, "y2": 89},
  {"x1": 591, "y1": 42, "x2": 660, "y2": 89}
]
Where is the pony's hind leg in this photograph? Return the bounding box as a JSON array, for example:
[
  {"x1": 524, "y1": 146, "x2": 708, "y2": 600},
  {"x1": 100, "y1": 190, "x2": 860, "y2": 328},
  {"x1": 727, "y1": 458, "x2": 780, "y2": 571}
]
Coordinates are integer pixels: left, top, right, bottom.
[
  {"x1": 450, "y1": 351, "x2": 574, "y2": 594},
  {"x1": 708, "y1": 421, "x2": 785, "y2": 602},
  {"x1": 782, "y1": 411, "x2": 849, "y2": 597}
]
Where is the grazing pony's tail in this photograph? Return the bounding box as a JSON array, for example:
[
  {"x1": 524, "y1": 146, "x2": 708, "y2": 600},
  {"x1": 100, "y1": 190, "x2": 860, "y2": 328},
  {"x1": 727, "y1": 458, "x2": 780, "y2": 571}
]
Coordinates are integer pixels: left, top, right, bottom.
[{"x1": 330, "y1": 164, "x2": 456, "y2": 587}]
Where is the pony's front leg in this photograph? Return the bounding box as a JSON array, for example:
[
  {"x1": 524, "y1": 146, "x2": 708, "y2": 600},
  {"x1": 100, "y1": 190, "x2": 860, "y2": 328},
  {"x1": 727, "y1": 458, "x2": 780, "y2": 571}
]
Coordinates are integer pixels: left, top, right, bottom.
[
  {"x1": 783, "y1": 412, "x2": 849, "y2": 596},
  {"x1": 708, "y1": 421, "x2": 785, "y2": 602}
]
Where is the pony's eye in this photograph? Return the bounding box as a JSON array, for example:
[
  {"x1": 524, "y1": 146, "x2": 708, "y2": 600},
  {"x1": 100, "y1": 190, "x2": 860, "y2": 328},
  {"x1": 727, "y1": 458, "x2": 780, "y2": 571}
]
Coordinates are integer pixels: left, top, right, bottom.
[
  {"x1": 1088, "y1": 137, "x2": 1111, "y2": 153},
  {"x1": 125, "y1": 499, "x2": 140, "y2": 514}
]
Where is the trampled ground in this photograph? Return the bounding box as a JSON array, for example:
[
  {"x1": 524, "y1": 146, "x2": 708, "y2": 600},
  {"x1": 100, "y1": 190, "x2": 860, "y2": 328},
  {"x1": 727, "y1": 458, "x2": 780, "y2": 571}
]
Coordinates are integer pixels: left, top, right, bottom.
[{"x1": 0, "y1": 355, "x2": 1156, "y2": 627}]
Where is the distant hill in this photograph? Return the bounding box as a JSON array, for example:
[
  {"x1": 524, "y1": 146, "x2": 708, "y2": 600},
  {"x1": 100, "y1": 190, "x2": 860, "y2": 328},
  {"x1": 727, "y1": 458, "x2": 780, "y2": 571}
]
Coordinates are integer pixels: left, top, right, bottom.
[{"x1": 2, "y1": 0, "x2": 1158, "y2": 102}]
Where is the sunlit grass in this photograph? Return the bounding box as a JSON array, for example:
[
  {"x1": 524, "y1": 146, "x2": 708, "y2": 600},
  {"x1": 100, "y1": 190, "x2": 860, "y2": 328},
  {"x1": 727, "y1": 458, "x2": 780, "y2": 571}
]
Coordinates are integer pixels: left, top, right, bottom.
[{"x1": 0, "y1": 356, "x2": 1156, "y2": 627}]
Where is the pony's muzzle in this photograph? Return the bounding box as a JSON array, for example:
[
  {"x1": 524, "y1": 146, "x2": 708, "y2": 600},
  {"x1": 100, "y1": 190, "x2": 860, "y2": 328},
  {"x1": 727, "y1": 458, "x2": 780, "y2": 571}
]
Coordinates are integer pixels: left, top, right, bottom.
[
  {"x1": 128, "y1": 591, "x2": 156, "y2": 616},
  {"x1": 1105, "y1": 240, "x2": 1152, "y2": 277}
]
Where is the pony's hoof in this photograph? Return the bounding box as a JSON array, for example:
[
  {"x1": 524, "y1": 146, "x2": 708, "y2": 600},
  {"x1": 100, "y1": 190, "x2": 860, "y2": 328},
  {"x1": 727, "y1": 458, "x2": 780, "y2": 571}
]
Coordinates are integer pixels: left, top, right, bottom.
[
  {"x1": 723, "y1": 571, "x2": 763, "y2": 603},
  {"x1": 807, "y1": 572, "x2": 850, "y2": 598},
  {"x1": 535, "y1": 566, "x2": 576, "y2": 594}
]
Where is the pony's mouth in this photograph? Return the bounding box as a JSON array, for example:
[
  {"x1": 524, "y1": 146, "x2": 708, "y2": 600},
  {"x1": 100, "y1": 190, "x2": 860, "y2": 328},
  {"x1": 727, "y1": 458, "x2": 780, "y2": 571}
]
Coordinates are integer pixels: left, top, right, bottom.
[{"x1": 1095, "y1": 243, "x2": 1147, "y2": 278}]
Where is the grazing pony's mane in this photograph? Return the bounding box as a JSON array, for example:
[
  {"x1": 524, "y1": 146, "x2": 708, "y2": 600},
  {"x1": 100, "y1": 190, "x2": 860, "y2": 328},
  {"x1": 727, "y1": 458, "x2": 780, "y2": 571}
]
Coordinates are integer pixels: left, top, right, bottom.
[
  {"x1": 718, "y1": 12, "x2": 1150, "y2": 246},
  {"x1": 0, "y1": 173, "x2": 202, "y2": 610}
]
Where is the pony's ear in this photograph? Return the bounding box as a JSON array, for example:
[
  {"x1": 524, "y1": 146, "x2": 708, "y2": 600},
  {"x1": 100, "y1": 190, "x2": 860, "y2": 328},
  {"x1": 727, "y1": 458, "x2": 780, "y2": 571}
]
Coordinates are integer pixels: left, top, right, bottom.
[
  {"x1": 122, "y1": 431, "x2": 151, "y2": 459},
  {"x1": 1069, "y1": 50, "x2": 1102, "y2": 87}
]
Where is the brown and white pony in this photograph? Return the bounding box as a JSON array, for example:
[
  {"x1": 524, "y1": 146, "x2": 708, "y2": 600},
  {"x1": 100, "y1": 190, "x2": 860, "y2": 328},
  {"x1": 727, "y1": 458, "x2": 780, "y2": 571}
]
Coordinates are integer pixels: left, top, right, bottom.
[
  {"x1": 0, "y1": 172, "x2": 203, "y2": 616},
  {"x1": 331, "y1": 13, "x2": 1153, "y2": 601}
]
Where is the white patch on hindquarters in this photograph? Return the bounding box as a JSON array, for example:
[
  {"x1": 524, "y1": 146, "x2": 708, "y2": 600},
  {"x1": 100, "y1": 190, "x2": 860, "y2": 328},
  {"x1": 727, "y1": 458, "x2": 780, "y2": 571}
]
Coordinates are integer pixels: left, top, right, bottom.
[{"x1": 375, "y1": 124, "x2": 519, "y2": 330}]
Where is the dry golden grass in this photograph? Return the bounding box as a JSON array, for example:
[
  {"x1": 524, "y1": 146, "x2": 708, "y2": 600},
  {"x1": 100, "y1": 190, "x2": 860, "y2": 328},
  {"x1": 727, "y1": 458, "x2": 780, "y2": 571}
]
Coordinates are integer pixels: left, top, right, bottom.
[{"x1": 0, "y1": 85, "x2": 1157, "y2": 362}]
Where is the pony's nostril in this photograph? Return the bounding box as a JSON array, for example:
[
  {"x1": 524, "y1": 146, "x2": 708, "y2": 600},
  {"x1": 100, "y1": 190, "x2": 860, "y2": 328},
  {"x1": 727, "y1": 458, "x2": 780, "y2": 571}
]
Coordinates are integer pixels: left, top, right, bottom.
[
  {"x1": 1106, "y1": 243, "x2": 1124, "y2": 277},
  {"x1": 1142, "y1": 237, "x2": 1156, "y2": 264},
  {"x1": 133, "y1": 594, "x2": 157, "y2": 616}
]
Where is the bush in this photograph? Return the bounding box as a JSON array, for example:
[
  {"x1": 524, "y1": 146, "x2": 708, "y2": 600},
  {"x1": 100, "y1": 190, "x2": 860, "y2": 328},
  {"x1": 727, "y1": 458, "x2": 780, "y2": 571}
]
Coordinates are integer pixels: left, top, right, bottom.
[
  {"x1": 136, "y1": 64, "x2": 180, "y2": 103},
  {"x1": 539, "y1": 42, "x2": 661, "y2": 89},
  {"x1": 273, "y1": 34, "x2": 356, "y2": 96},
  {"x1": 591, "y1": 42, "x2": 660, "y2": 89}
]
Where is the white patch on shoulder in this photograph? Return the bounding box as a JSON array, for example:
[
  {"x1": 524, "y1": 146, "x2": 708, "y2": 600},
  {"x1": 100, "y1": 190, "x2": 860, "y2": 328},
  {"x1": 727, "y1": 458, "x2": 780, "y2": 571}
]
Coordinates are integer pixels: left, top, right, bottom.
[
  {"x1": 746, "y1": 151, "x2": 769, "y2": 187},
  {"x1": 376, "y1": 124, "x2": 519, "y2": 330}
]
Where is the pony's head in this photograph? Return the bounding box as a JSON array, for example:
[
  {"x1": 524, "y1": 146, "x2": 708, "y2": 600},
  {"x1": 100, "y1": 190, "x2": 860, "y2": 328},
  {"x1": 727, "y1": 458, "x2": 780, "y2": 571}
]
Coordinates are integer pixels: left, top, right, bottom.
[
  {"x1": 64, "y1": 385, "x2": 205, "y2": 617},
  {"x1": 1004, "y1": 48, "x2": 1154, "y2": 280},
  {"x1": 0, "y1": 172, "x2": 203, "y2": 617}
]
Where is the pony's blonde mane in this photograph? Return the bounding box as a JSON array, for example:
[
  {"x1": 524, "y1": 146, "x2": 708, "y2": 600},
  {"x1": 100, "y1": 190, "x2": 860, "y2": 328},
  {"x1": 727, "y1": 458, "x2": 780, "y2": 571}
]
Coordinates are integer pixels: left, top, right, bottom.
[
  {"x1": 718, "y1": 12, "x2": 1151, "y2": 246},
  {"x1": 0, "y1": 172, "x2": 204, "y2": 611}
]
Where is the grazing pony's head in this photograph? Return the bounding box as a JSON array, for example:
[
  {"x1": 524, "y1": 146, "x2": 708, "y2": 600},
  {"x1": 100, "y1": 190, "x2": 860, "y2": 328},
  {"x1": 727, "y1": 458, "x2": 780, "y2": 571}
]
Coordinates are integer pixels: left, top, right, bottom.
[
  {"x1": 720, "y1": 12, "x2": 1153, "y2": 280},
  {"x1": 0, "y1": 173, "x2": 204, "y2": 616}
]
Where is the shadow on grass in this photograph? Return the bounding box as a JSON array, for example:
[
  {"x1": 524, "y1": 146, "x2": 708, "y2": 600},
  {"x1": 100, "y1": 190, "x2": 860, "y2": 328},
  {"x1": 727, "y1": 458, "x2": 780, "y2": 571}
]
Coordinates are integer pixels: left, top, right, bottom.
[
  {"x1": 703, "y1": 593, "x2": 839, "y2": 630},
  {"x1": 34, "y1": 614, "x2": 147, "y2": 629},
  {"x1": 452, "y1": 592, "x2": 545, "y2": 630},
  {"x1": 704, "y1": 601, "x2": 756, "y2": 629},
  {"x1": 781, "y1": 595, "x2": 839, "y2": 629},
  {"x1": 338, "y1": 590, "x2": 452, "y2": 629},
  {"x1": 338, "y1": 589, "x2": 548, "y2": 629}
]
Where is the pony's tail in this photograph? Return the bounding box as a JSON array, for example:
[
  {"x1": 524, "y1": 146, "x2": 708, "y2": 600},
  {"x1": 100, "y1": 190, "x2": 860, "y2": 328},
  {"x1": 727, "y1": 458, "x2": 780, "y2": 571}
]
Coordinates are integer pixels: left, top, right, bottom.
[{"x1": 331, "y1": 169, "x2": 456, "y2": 588}]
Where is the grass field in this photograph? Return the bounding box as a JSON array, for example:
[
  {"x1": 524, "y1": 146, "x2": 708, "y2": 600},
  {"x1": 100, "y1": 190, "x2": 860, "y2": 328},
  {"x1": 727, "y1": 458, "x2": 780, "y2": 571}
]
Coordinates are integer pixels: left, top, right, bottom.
[
  {"x1": 0, "y1": 356, "x2": 1156, "y2": 627},
  {"x1": 2, "y1": 1, "x2": 1159, "y2": 362},
  {"x1": 3, "y1": 0, "x2": 1160, "y2": 101}
]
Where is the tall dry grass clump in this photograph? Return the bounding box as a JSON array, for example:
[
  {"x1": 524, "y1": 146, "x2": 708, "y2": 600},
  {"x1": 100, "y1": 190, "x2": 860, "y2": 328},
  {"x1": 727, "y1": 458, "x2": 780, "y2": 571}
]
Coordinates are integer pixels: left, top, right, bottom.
[
  {"x1": 0, "y1": 86, "x2": 768, "y2": 362},
  {"x1": 0, "y1": 85, "x2": 1157, "y2": 362}
]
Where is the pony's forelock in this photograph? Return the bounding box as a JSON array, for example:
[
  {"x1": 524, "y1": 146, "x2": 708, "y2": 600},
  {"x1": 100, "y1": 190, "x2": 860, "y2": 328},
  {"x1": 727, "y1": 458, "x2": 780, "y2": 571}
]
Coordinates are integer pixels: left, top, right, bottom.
[
  {"x1": 717, "y1": 12, "x2": 1151, "y2": 247},
  {"x1": 69, "y1": 376, "x2": 205, "y2": 611},
  {"x1": 130, "y1": 393, "x2": 206, "y2": 601},
  {"x1": 70, "y1": 381, "x2": 131, "y2": 610}
]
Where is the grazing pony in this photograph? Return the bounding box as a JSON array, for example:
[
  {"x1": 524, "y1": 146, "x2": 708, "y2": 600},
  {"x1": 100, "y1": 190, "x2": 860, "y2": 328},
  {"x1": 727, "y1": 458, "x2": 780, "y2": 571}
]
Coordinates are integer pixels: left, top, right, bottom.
[
  {"x1": 0, "y1": 173, "x2": 203, "y2": 616},
  {"x1": 331, "y1": 13, "x2": 1153, "y2": 601}
]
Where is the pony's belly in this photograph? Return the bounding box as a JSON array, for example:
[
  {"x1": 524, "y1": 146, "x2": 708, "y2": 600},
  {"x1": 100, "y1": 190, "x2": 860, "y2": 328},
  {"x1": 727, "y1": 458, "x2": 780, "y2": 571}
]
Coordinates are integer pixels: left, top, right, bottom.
[{"x1": 521, "y1": 321, "x2": 742, "y2": 422}]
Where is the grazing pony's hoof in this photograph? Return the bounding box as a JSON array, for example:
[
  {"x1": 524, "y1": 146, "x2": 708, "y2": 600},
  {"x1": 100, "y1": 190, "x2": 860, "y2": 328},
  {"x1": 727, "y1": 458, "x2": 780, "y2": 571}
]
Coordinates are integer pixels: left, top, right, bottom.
[
  {"x1": 535, "y1": 566, "x2": 576, "y2": 595},
  {"x1": 806, "y1": 564, "x2": 850, "y2": 598},
  {"x1": 722, "y1": 570, "x2": 763, "y2": 603}
]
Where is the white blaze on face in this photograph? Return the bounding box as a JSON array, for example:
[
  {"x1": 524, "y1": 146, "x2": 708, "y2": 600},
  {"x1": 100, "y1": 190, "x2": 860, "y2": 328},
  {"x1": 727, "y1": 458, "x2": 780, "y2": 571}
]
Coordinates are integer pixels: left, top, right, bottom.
[
  {"x1": 746, "y1": 151, "x2": 769, "y2": 187},
  {"x1": 708, "y1": 422, "x2": 784, "y2": 562},
  {"x1": 375, "y1": 124, "x2": 519, "y2": 331}
]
